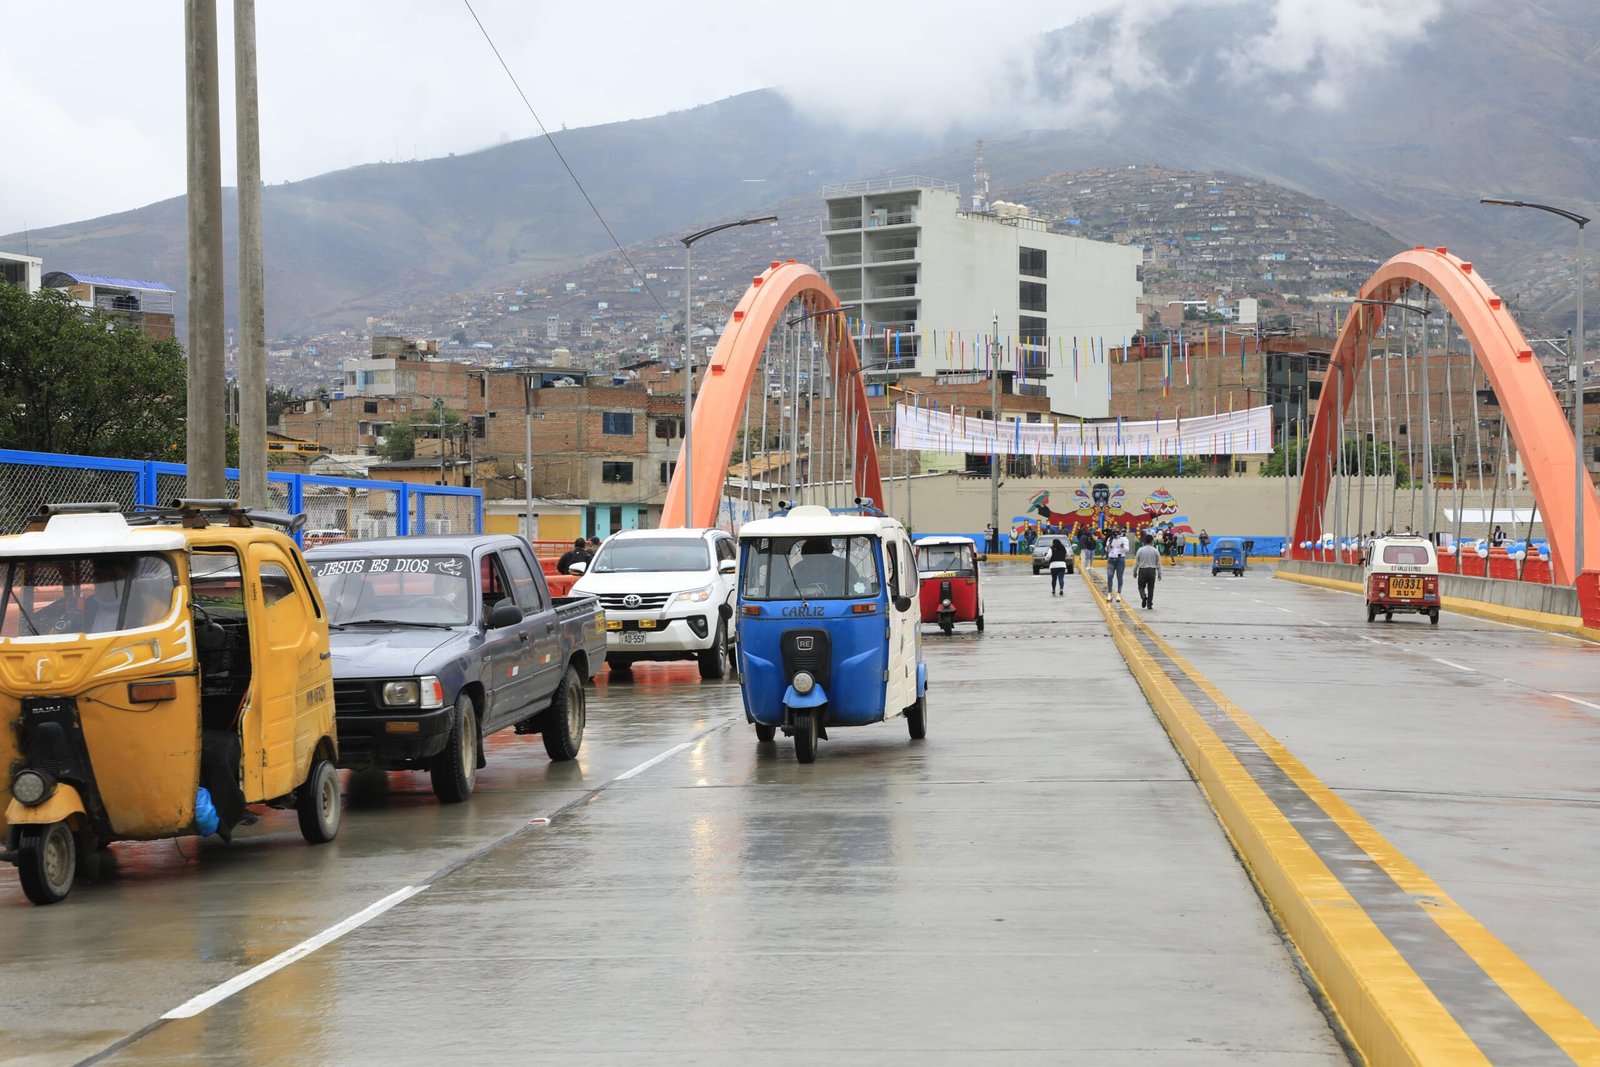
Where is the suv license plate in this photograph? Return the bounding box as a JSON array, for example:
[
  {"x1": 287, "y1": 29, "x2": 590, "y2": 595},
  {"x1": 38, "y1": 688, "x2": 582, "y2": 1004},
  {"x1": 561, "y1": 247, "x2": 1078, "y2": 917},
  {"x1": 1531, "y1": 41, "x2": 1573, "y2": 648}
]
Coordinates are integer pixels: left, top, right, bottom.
[
  {"x1": 621, "y1": 631, "x2": 647, "y2": 645},
  {"x1": 1390, "y1": 576, "x2": 1424, "y2": 598}
]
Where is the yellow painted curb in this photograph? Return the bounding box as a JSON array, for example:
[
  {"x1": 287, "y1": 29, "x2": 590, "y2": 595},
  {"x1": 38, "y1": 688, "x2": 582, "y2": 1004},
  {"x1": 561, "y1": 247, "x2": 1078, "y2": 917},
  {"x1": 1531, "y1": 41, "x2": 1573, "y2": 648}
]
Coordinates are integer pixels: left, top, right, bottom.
[
  {"x1": 1087, "y1": 571, "x2": 1600, "y2": 1065},
  {"x1": 1272, "y1": 568, "x2": 1600, "y2": 642}
]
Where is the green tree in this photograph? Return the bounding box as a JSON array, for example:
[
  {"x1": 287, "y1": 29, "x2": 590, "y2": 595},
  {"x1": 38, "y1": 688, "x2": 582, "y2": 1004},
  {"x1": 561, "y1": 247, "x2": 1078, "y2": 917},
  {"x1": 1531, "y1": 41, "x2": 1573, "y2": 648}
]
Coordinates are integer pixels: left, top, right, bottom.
[
  {"x1": 1089, "y1": 457, "x2": 1192, "y2": 477},
  {"x1": 0, "y1": 286, "x2": 188, "y2": 458},
  {"x1": 378, "y1": 408, "x2": 464, "y2": 461},
  {"x1": 1260, "y1": 436, "x2": 1408, "y2": 482}
]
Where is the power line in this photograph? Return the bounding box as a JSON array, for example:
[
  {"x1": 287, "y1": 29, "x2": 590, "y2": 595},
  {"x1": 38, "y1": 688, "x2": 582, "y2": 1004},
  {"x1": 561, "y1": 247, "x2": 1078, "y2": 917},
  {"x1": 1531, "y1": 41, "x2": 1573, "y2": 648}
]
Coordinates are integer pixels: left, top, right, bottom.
[{"x1": 461, "y1": 0, "x2": 667, "y2": 315}]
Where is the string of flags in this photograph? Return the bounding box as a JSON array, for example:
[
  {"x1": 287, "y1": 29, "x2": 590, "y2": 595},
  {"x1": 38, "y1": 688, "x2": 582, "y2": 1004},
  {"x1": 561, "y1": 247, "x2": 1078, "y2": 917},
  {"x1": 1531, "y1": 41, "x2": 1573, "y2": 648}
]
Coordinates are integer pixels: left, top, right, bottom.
[{"x1": 891, "y1": 402, "x2": 1273, "y2": 460}]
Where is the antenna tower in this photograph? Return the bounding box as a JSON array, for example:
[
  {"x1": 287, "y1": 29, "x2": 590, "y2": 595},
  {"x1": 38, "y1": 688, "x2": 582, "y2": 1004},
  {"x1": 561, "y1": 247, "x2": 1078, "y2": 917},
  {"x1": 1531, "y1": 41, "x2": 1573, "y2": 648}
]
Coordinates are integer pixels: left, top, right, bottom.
[{"x1": 972, "y1": 140, "x2": 990, "y2": 213}]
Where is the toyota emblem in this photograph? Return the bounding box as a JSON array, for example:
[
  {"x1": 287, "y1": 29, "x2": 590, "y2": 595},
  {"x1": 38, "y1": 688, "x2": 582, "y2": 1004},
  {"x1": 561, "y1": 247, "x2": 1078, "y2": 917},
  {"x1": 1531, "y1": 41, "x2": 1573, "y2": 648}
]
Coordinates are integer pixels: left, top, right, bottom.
[{"x1": 623, "y1": 594, "x2": 643, "y2": 608}]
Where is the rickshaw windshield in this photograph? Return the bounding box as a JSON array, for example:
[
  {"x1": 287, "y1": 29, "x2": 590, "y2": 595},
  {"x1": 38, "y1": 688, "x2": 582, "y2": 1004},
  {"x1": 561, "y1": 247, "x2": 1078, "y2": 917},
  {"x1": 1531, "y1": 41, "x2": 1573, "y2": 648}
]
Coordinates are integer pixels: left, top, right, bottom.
[
  {"x1": 306, "y1": 555, "x2": 472, "y2": 626},
  {"x1": 915, "y1": 545, "x2": 974, "y2": 576},
  {"x1": 0, "y1": 552, "x2": 177, "y2": 637},
  {"x1": 742, "y1": 535, "x2": 882, "y2": 600}
]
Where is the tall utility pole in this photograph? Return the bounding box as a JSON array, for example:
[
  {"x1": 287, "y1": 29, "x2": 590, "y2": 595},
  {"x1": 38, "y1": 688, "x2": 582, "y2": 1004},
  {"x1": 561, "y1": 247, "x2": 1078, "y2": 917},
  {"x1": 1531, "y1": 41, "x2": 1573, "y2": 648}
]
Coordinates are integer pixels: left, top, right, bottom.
[
  {"x1": 185, "y1": 0, "x2": 227, "y2": 496},
  {"x1": 233, "y1": 0, "x2": 267, "y2": 507},
  {"x1": 990, "y1": 312, "x2": 1001, "y2": 552}
]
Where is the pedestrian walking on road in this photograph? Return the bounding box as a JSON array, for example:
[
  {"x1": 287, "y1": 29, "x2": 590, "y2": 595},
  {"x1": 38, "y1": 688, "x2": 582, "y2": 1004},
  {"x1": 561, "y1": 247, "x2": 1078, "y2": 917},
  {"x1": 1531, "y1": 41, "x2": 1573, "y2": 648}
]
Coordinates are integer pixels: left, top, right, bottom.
[
  {"x1": 1135, "y1": 533, "x2": 1163, "y2": 609},
  {"x1": 1047, "y1": 537, "x2": 1070, "y2": 596},
  {"x1": 1075, "y1": 525, "x2": 1096, "y2": 577},
  {"x1": 1106, "y1": 527, "x2": 1130, "y2": 603}
]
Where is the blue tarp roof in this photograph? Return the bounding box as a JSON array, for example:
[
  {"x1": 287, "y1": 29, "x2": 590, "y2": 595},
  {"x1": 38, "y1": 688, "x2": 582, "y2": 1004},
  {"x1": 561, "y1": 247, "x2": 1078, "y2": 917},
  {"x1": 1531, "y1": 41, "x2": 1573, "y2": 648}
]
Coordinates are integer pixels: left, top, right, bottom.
[{"x1": 43, "y1": 271, "x2": 175, "y2": 292}]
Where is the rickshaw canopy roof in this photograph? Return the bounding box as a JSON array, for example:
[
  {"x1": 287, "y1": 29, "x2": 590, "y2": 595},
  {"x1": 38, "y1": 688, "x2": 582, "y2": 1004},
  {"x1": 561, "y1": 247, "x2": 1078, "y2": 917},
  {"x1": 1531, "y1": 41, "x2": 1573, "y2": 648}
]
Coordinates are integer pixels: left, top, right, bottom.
[
  {"x1": 914, "y1": 536, "x2": 978, "y2": 549},
  {"x1": 740, "y1": 505, "x2": 904, "y2": 542},
  {"x1": 0, "y1": 512, "x2": 186, "y2": 557}
]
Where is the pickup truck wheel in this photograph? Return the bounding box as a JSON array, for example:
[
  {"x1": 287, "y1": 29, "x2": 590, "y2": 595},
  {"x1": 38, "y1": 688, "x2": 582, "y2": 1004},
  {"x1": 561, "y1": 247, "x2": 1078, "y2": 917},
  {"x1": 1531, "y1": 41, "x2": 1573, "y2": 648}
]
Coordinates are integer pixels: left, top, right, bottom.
[
  {"x1": 697, "y1": 621, "x2": 728, "y2": 680},
  {"x1": 297, "y1": 756, "x2": 342, "y2": 843},
  {"x1": 542, "y1": 665, "x2": 585, "y2": 761},
  {"x1": 429, "y1": 695, "x2": 479, "y2": 803}
]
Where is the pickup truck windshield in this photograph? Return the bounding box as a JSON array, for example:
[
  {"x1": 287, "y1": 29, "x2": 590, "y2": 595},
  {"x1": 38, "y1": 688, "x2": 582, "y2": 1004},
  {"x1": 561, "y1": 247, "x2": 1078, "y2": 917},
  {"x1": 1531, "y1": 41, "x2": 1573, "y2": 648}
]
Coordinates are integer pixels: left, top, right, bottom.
[
  {"x1": 307, "y1": 555, "x2": 472, "y2": 626},
  {"x1": 742, "y1": 535, "x2": 881, "y2": 600},
  {"x1": 590, "y1": 538, "x2": 709, "y2": 573},
  {"x1": 0, "y1": 552, "x2": 176, "y2": 637}
]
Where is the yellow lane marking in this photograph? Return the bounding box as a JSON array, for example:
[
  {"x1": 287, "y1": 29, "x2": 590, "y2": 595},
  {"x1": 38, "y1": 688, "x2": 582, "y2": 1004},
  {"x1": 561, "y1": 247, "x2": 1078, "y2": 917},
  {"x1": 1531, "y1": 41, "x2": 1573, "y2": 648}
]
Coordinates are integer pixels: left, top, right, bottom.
[{"x1": 1086, "y1": 570, "x2": 1600, "y2": 1064}]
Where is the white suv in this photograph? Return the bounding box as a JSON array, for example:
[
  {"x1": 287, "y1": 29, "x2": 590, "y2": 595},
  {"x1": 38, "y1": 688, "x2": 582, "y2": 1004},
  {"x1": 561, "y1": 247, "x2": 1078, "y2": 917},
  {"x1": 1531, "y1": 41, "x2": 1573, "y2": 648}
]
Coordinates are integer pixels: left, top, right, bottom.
[{"x1": 570, "y1": 528, "x2": 738, "y2": 679}]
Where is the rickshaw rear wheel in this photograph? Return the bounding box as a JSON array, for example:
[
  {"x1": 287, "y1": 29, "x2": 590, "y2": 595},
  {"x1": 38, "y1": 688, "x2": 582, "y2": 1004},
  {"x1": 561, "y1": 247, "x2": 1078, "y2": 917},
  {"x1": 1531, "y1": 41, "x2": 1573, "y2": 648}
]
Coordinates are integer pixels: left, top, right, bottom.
[
  {"x1": 793, "y1": 711, "x2": 818, "y2": 764},
  {"x1": 18, "y1": 821, "x2": 76, "y2": 905},
  {"x1": 698, "y1": 621, "x2": 729, "y2": 680},
  {"x1": 906, "y1": 695, "x2": 928, "y2": 740},
  {"x1": 1366, "y1": 603, "x2": 1378, "y2": 623},
  {"x1": 754, "y1": 723, "x2": 776, "y2": 743},
  {"x1": 1429, "y1": 608, "x2": 1440, "y2": 626},
  {"x1": 297, "y1": 756, "x2": 342, "y2": 843},
  {"x1": 1385, "y1": 611, "x2": 1394, "y2": 622},
  {"x1": 430, "y1": 694, "x2": 480, "y2": 803},
  {"x1": 976, "y1": 614, "x2": 985, "y2": 632},
  {"x1": 542, "y1": 665, "x2": 586, "y2": 761}
]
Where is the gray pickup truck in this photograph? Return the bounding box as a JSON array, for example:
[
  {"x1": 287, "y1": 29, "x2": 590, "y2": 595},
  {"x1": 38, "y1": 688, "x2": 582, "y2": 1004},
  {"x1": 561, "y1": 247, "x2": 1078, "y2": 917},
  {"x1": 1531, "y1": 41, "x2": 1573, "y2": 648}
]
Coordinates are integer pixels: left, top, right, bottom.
[{"x1": 304, "y1": 534, "x2": 606, "y2": 802}]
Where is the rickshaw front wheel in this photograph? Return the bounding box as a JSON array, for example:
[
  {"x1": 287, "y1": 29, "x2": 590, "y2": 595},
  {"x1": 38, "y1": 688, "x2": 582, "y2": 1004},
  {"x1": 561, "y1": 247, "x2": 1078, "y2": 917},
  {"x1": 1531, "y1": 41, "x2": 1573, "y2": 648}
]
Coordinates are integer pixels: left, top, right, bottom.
[
  {"x1": 793, "y1": 711, "x2": 818, "y2": 764},
  {"x1": 754, "y1": 723, "x2": 776, "y2": 743},
  {"x1": 297, "y1": 757, "x2": 342, "y2": 843},
  {"x1": 906, "y1": 696, "x2": 928, "y2": 740},
  {"x1": 976, "y1": 614, "x2": 985, "y2": 632},
  {"x1": 18, "y1": 821, "x2": 76, "y2": 905}
]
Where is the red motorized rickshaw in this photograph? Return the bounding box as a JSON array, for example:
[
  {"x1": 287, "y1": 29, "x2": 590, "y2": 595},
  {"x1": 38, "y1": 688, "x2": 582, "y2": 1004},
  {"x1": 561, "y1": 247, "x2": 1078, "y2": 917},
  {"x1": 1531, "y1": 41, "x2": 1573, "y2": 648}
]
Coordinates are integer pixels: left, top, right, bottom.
[
  {"x1": 1363, "y1": 535, "x2": 1442, "y2": 625},
  {"x1": 914, "y1": 536, "x2": 984, "y2": 633}
]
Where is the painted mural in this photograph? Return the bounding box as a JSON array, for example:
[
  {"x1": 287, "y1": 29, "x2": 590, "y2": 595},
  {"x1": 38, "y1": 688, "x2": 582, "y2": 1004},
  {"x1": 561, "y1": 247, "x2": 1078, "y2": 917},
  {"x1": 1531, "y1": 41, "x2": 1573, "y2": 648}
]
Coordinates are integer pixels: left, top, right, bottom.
[{"x1": 1014, "y1": 486, "x2": 1196, "y2": 538}]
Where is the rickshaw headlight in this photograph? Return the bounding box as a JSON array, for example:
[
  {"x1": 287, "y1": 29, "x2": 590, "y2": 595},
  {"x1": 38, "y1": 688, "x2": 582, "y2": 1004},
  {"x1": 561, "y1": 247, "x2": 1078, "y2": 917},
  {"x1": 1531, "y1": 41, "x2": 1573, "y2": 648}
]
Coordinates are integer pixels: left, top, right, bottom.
[
  {"x1": 11, "y1": 769, "x2": 53, "y2": 807},
  {"x1": 792, "y1": 671, "x2": 815, "y2": 695}
]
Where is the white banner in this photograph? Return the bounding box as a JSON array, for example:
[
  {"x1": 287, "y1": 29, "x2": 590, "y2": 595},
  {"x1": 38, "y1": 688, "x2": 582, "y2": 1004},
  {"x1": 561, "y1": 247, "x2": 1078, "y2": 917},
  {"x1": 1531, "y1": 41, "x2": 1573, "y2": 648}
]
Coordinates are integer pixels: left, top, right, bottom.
[{"x1": 892, "y1": 403, "x2": 1274, "y2": 459}]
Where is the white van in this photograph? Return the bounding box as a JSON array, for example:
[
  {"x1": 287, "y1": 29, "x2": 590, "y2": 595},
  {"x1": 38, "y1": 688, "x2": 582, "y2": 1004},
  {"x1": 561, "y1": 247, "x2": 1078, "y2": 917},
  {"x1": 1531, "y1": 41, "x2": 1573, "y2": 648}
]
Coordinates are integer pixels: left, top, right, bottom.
[{"x1": 570, "y1": 528, "x2": 738, "y2": 678}]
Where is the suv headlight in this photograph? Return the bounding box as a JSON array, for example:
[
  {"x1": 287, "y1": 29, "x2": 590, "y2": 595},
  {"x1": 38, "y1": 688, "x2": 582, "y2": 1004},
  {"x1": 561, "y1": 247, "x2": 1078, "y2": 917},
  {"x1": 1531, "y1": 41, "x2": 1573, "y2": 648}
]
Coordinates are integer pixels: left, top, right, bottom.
[
  {"x1": 382, "y1": 675, "x2": 445, "y2": 710},
  {"x1": 669, "y1": 586, "x2": 713, "y2": 608}
]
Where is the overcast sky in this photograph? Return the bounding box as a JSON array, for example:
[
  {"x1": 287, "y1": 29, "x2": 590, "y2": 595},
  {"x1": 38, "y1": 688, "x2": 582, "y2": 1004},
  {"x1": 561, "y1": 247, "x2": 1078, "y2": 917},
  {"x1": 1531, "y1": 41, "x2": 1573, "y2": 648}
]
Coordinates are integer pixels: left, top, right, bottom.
[{"x1": 1, "y1": 0, "x2": 1447, "y2": 237}]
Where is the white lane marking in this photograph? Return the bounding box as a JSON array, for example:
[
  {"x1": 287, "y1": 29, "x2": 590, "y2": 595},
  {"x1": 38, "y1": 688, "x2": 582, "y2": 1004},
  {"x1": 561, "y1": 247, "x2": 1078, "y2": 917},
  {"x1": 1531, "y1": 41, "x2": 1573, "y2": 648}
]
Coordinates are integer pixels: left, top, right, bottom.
[
  {"x1": 1277, "y1": 607, "x2": 1294, "y2": 614},
  {"x1": 162, "y1": 884, "x2": 428, "y2": 1019},
  {"x1": 1555, "y1": 693, "x2": 1600, "y2": 711},
  {"x1": 613, "y1": 741, "x2": 694, "y2": 781},
  {"x1": 1431, "y1": 657, "x2": 1476, "y2": 672},
  {"x1": 1359, "y1": 635, "x2": 1381, "y2": 645},
  {"x1": 1313, "y1": 619, "x2": 1331, "y2": 626}
]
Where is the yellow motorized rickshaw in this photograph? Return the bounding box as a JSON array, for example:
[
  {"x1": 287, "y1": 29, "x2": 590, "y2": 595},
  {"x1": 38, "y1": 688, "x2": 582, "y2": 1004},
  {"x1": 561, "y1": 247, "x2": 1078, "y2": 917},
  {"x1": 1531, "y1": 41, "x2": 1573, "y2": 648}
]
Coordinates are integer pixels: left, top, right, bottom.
[{"x1": 0, "y1": 501, "x2": 342, "y2": 904}]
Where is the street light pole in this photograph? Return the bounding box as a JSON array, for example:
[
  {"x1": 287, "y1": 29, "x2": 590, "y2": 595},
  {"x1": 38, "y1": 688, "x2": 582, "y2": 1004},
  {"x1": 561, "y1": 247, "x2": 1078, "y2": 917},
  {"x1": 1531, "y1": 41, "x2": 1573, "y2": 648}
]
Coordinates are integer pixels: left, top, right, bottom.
[
  {"x1": 524, "y1": 374, "x2": 535, "y2": 544},
  {"x1": 1481, "y1": 197, "x2": 1590, "y2": 577},
  {"x1": 990, "y1": 312, "x2": 1001, "y2": 553},
  {"x1": 680, "y1": 215, "x2": 779, "y2": 528}
]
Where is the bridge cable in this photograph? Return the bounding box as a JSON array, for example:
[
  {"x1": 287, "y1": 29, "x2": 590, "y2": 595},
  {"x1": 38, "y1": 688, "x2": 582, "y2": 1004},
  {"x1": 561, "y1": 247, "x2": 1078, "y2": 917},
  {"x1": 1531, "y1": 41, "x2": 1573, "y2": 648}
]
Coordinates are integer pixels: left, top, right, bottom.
[
  {"x1": 460, "y1": 0, "x2": 667, "y2": 315},
  {"x1": 1444, "y1": 309, "x2": 1463, "y2": 552},
  {"x1": 1470, "y1": 353, "x2": 1489, "y2": 553}
]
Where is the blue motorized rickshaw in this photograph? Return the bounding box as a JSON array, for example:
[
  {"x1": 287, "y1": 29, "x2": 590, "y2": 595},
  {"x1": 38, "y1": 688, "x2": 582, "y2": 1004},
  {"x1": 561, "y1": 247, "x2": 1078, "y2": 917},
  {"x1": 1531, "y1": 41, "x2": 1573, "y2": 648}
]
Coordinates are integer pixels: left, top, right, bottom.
[
  {"x1": 1211, "y1": 537, "x2": 1246, "y2": 576},
  {"x1": 736, "y1": 505, "x2": 928, "y2": 764}
]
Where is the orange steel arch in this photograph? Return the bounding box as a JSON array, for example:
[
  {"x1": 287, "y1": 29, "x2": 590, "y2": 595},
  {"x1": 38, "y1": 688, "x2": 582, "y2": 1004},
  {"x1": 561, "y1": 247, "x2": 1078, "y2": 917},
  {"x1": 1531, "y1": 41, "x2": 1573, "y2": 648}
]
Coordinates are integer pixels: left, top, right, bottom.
[
  {"x1": 1293, "y1": 247, "x2": 1600, "y2": 584},
  {"x1": 659, "y1": 261, "x2": 883, "y2": 528}
]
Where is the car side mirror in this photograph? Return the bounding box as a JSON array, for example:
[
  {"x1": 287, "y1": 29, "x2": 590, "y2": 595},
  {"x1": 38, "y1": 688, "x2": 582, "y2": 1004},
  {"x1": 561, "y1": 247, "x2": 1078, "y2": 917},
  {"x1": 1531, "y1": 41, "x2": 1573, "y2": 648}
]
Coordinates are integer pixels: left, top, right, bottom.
[
  {"x1": 718, "y1": 559, "x2": 736, "y2": 575},
  {"x1": 568, "y1": 561, "x2": 587, "y2": 575},
  {"x1": 487, "y1": 600, "x2": 523, "y2": 629},
  {"x1": 894, "y1": 595, "x2": 913, "y2": 613}
]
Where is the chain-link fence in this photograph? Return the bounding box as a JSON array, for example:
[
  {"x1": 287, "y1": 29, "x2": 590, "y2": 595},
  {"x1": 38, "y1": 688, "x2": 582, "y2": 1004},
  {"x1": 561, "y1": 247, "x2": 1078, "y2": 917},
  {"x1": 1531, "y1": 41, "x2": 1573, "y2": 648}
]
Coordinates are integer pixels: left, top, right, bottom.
[{"x1": 0, "y1": 450, "x2": 482, "y2": 541}]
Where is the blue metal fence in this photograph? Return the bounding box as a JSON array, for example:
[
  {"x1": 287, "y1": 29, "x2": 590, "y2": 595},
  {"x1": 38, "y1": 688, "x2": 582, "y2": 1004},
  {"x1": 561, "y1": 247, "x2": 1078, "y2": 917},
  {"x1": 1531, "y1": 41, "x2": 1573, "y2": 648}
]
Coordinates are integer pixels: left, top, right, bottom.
[{"x1": 0, "y1": 448, "x2": 482, "y2": 540}]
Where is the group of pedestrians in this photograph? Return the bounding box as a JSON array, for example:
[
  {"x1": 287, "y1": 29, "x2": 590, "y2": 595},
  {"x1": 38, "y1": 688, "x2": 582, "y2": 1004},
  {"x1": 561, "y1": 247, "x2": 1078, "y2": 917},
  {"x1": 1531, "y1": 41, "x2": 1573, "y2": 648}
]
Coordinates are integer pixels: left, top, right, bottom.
[
  {"x1": 556, "y1": 536, "x2": 605, "y2": 575},
  {"x1": 1046, "y1": 524, "x2": 1165, "y2": 609}
]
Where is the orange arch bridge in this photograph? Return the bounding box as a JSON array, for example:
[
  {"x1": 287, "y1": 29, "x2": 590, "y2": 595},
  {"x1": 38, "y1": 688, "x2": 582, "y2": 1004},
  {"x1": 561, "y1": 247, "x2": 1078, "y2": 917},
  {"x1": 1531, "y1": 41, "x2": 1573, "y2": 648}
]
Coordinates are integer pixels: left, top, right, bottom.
[
  {"x1": 1292, "y1": 246, "x2": 1600, "y2": 585},
  {"x1": 660, "y1": 261, "x2": 884, "y2": 529}
]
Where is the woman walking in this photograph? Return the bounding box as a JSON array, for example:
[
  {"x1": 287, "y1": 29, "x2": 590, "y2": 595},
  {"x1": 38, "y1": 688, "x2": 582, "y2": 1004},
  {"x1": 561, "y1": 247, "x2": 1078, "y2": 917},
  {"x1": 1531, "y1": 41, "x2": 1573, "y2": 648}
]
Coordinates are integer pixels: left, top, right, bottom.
[
  {"x1": 1048, "y1": 537, "x2": 1070, "y2": 596},
  {"x1": 1105, "y1": 527, "x2": 1130, "y2": 603}
]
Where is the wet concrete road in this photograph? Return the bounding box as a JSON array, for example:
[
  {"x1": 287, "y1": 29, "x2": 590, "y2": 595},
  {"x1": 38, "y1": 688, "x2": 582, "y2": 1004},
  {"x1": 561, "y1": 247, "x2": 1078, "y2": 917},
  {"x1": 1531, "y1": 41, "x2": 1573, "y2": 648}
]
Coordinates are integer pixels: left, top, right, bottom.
[
  {"x1": 3, "y1": 564, "x2": 1357, "y2": 1065},
  {"x1": 1133, "y1": 563, "x2": 1600, "y2": 1023}
]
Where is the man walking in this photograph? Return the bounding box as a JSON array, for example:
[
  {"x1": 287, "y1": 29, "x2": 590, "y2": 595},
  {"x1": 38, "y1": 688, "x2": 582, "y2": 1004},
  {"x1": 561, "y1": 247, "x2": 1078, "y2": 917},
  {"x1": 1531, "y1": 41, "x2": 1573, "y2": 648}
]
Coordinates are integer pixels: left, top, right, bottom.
[
  {"x1": 1047, "y1": 537, "x2": 1070, "y2": 596},
  {"x1": 1105, "y1": 526, "x2": 1130, "y2": 603},
  {"x1": 1135, "y1": 533, "x2": 1163, "y2": 609}
]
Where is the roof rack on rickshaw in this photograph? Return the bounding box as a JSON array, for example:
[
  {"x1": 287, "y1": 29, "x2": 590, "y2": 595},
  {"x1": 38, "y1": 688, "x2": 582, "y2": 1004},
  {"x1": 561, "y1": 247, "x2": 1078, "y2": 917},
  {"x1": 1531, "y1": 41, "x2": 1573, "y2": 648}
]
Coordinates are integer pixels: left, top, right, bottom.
[
  {"x1": 25, "y1": 499, "x2": 306, "y2": 535},
  {"x1": 770, "y1": 496, "x2": 887, "y2": 519}
]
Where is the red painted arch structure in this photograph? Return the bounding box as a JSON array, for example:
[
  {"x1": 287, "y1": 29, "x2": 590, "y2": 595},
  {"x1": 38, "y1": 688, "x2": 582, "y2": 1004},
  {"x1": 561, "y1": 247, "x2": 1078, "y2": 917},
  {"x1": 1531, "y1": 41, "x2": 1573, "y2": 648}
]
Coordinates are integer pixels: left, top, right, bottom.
[
  {"x1": 1293, "y1": 247, "x2": 1600, "y2": 587},
  {"x1": 659, "y1": 261, "x2": 884, "y2": 529}
]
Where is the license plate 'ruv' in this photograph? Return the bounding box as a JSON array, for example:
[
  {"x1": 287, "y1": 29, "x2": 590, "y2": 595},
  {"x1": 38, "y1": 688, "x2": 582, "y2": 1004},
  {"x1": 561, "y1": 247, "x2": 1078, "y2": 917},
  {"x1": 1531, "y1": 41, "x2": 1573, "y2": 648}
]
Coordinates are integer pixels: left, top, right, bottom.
[{"x1": 1390, "y1": 577, "x2": 1423, "y2": 598}]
